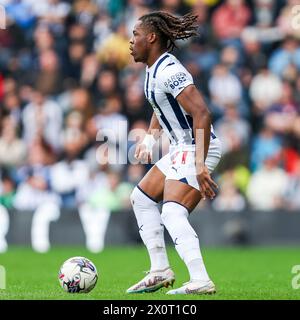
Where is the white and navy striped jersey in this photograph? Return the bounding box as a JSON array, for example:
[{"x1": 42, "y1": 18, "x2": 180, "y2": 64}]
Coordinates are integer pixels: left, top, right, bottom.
[{"x1": 144, "y1": 52, "x2": 216, "y2": 145}]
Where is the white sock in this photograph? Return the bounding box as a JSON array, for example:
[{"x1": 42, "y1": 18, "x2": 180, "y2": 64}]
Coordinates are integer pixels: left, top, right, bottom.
[
  {"x1": 187, "y1": 258, "x2": 210, "y2": 282},
  {"x1": 161, "y1": 201, "x2": 210, "y2": 282},
  {"x1": 130, "y1": 186, "x2": 170, "y2": 271}
]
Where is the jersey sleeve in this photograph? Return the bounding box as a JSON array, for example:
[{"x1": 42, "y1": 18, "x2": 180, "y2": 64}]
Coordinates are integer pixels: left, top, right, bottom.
[{"x1": 157, "y1": 62, "x2": 194, "y2": 98}]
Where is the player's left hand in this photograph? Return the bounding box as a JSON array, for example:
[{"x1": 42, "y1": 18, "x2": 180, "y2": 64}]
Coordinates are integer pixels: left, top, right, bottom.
[
  {"x1": 196, "y1": 165, "x2": 218, "y2": 200},
  {"x1": 134, "y1": 143, "x2": 152, "y2": 163}
]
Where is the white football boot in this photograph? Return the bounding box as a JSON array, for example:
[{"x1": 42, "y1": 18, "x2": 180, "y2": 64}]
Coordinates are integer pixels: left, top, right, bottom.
[
  {"x1": 166, "y1": 279, "x2": 216, "y2": 295},
  {"x1": 126, "y1": 267, "x2": 175, "y2": 293}
]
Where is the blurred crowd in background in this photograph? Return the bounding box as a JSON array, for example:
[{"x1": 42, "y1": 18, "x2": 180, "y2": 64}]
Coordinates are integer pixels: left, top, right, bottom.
[{"x1": 1, "y1": 0, "x2": 300, "y2": 215}]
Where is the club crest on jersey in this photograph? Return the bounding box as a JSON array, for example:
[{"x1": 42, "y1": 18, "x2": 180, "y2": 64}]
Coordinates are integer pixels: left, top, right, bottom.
[{"x1": 164, "y1": 72, "x2": 187, "y2": 90}]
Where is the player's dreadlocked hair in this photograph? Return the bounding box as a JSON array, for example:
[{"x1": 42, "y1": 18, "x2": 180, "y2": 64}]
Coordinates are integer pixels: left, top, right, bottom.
[{"x1": 139, "y1": 11, "x2": 198, "y2": 52}]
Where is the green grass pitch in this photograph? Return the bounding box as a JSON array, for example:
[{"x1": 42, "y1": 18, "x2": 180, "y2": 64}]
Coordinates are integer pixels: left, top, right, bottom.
[{"x1": 0, "y1": 246, "x2": 299, "y2": 300}]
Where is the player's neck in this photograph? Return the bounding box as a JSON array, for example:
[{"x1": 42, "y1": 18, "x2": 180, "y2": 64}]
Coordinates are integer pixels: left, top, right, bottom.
[{"x1": 146, "y1": 49, "x2": 168, "y2": 68}]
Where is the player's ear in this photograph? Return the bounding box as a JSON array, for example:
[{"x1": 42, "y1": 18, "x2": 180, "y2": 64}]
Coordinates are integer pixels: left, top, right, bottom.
[{"x1": 148, "y1": 32, "x2": 157, "y2": 44}]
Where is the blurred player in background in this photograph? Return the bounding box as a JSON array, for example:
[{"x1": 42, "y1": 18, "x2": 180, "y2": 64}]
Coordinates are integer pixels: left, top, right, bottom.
[{"x1": 127, "y1": 11, "x2": 222, "y2": 295}]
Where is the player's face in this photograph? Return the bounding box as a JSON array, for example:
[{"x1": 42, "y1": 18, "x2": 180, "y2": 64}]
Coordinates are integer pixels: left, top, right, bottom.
[{"x1": 129, "y1": 21, "x2": 149, "y2": 63}]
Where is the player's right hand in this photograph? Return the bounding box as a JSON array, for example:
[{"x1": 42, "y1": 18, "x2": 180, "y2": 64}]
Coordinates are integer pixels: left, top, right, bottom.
[
  {"x1": 196, "y1": 165, "x2": 218, "y2": 200},
  {"x1": 134, "y1": 143, "x2": 152, "y2": 163}
]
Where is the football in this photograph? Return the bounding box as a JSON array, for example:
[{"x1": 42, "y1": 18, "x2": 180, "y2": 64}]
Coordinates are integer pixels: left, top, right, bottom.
[{"x1": 58, "y1": 256, "x2": 98, "y2": 293}]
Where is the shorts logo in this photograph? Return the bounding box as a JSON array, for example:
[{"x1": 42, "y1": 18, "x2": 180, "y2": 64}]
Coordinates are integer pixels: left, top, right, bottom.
[{"x1": 164, "y1": 72, "x2": 187, "y2": 90}]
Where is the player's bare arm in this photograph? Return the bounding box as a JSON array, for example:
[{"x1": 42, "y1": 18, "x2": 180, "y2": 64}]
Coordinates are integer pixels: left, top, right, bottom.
[
  {"x1": 134, "y1": 112, "x2": 161, "y2": 163},
  {"x1": 176, "y1": 85, "x2": 218, "y2": 199}
]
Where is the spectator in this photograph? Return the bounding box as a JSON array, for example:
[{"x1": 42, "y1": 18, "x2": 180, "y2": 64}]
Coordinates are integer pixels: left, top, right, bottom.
[
  {"x1": 220, "y1": 45, "x2": 242, "y2": 73},
  {"x1": 68, "y1": 22, "x2": 90, "y2": 45},
  {"x1": 33, "y1": 26, "x2": 55, "y2": 53},
  {"x1": 241, "y1": 0, "x2": 283, "y2": 45},
  {"x1": 69, "y1": 87, "x2": 94, "y2": 124},
  {"x1": 212, "y1": 178, "x2": 246, "y2": 211},
  {"x1": 192, "y1": 0, "x2": 217, "y2": 47},
  {"x1": 224, "y1": 165, "x2": 251, "y2": 196},
  {"x1": 72, "y1": 0, "x2": 99, "y2": 29},
  {"x1": 0, "y1": 172, "x2": 16, "y2": 210},
  {"x1": 13, "y1": 138, "x2": 59, "y2": 211},
  {"x1": 277, "y1": 0, "x2": 300, "y2": 40},
  {"x1": 0, "y1": 116, "x2": 27, "y2": 167},
  {"x1": 253, "y1": 0, "x2": 276, "y2": 28},
  {"x1": 50, "y1": 135, "x2": 89, "y2": 209},
  {"x1": 160, "y1": 0, "x2": 182, "y2": 15},
  {"x1": 212, "y1": 0, "x2": 251, "y2": 46},
  {"x1": 214, "y1": 103, "x2": 251, "y2": 155},
  {"x1": 97, "y1": 22, "x2": 131, "y2": 69},
  {"x1": 5, "y1": 0, "x2": 36, "y2": 31},
  {"x1": 89, "y1": 95, "x2": 128, "y2": 171},
  {"x1": 88, "y1": 170, "x2": 133, "y2": 212},
  {"x1": 247, "y1": 155, "x2": 288, "y2": 210},
  {"x1": 35, "y1": 0, "x2": 71, "y2": 36},
  {"x1": 93, "y1": 12, "x2": 113, "y2": 51},
  {"x1": 22, "y1": 89, "x2": 63, "y2": 150},
  {"x1": 2, "y1": 92, "x2": 22, "y2": 126},
  {"x1": 264, "y1": 81, "x2": 298, "y2": 135},
  {"x1": 95, "y1": 68, "x2": 119, "y2": 100},
  {"x1": 80, "y1": 53, "x2": 99, "y2": 89},
  {"x1": 65, "y1": 41, "x2": 87, "y2": 80},
  {"x1": 0, "y1": 172, "x2": 15, "y2": 252},
  {"x1": 208, "y1": 64, "x2": 242, "y2": 117},
  {"x1": 35, "y1": 49, "x2": 63, "y2": 95},
  {"x1": 269, "y1": 37, "x2": 300, "y2": 77},
  {"x1": 249, "y1": 67, "x2": 283, "y2": 114},
  {"x1": 241, "y1": 29, "x2": 268, "y2": 73},
  {"x1": 60, "y1": 111, "x2": 88, "y2": 152},
  {"x1": 250, "y1": 126, "x2": 282, "y2": 171},
  {"x1": 123, "y1": 0, "x2": 150, "y2": 40}
]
